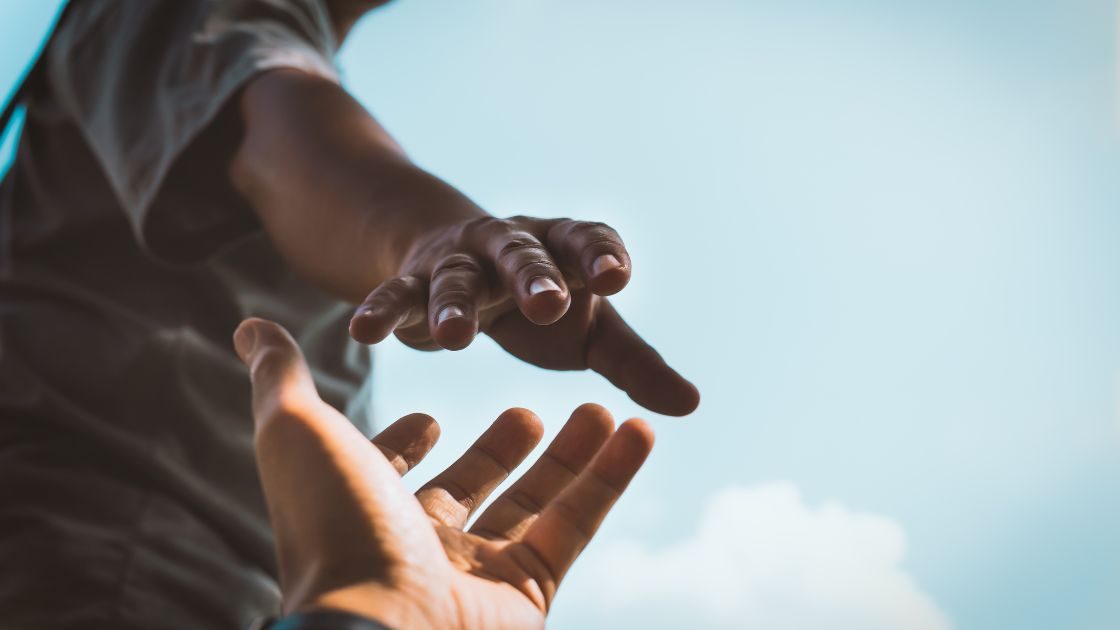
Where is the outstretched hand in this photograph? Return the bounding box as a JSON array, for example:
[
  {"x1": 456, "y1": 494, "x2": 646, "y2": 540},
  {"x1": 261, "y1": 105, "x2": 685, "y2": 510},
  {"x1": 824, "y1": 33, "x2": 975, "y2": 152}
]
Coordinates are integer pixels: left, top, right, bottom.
[
  {"x1": 347, "y1": 216, "x2": 700, "y2": 416},
  {"x1": 235, "y1": 318, "x2": 655, "y2": 629}
]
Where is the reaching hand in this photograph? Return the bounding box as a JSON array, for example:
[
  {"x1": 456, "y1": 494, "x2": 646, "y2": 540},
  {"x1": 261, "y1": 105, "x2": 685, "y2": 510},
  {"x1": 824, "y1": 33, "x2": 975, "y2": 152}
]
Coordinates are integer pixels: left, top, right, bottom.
[
  {"x1": 235, "y1": 318, "x2": 655, "y2": 629},
  {"x1": 347, "y1": 216, "x2": 700, "y2": 416}
]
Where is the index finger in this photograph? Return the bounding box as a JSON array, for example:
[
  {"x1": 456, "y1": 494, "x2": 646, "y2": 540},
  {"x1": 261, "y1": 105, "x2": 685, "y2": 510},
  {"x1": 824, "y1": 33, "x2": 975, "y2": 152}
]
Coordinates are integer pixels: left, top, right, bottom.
[{"x1": 470, "y1": 217, "x2": 571, "y2": 326}]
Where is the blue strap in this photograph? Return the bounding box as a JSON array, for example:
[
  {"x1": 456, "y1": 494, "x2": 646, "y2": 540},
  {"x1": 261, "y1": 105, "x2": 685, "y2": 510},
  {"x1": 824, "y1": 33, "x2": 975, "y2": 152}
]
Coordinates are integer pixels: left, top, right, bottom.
[
  {"x1": 0, "y1": 1, "x2": 72, "y2": 144},
  {"x1": 0, "y1": 66, "x2": 33, "y2": 147},
  {"x1": 1, "y1": 1, "x2": 71, "y2": 274},
  {"x1": 252, "y1": 610, "x2": 395, "y2": 630}
]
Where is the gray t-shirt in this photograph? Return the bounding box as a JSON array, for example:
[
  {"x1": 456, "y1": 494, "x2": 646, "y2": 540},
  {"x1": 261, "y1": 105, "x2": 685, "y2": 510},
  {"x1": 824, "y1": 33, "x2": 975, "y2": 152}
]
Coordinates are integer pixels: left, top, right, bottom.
[{"x1": 0, "y1": 1, "x2": 373, "y2": 627}]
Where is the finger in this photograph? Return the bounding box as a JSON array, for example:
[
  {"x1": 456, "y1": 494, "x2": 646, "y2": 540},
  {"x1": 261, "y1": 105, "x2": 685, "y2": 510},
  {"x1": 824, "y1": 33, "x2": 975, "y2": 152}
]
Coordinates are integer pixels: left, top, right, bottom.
[
  {"x1": 370, "y1": 413, "x2": 442, "y2": 476},
  {"x1": 473, "y1": 218, "x2": 570, "y2": 326},
  {"x1": 546, "y1": 220, "x2": 631, "y2": 296},
  {"x1": 427, "y1": 254, "x2": 487, "y2": 350},
  {"x1": 349, "y1": 275, "x2": 428, "y2": 344},
  {"x1": 416, "y1": 407, "x2": 544, "y2": 529},
  {"x1": 587, "y1": 300, "x2": 700, "y2": 416},
  {"x1": 517, "y1": 419, "x2": 654, "y2": 601},
  {"x1": 470, "y1": 403, "x2": 614, "y2": 541}
]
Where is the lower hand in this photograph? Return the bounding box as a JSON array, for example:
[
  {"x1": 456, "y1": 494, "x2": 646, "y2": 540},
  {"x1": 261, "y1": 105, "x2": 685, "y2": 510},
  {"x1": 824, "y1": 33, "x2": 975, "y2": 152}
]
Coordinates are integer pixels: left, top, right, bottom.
[{"x1": 235, "y1": 318, "x2": 655, "y2": 629}]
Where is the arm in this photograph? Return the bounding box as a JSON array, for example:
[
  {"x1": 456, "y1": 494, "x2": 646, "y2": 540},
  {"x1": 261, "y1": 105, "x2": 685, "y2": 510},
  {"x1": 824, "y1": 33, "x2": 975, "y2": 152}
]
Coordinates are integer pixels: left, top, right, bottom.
[
  {"x1": 231, "y1": 67, "x2": 699, "y2": 416},
  {"x1": 234, "y1": 318, "x2": 654, "y2": 629},
  {"x1": 230, "y1": 68, "x2": 481, "y2": 303}
]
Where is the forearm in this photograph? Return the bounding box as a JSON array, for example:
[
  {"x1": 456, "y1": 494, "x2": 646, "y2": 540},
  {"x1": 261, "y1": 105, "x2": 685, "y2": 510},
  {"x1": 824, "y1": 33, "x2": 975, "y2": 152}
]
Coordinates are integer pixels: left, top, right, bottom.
[{"x1": 230, "y1": 68, "x2": 486, "y2": 303}]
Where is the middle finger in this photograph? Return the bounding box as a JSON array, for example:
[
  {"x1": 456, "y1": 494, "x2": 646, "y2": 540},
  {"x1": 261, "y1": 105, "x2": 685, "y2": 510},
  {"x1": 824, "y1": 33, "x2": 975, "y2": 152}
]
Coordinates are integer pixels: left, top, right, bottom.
[{"x1": 471, "y1": 217, "x2": 571, "y2": 326}]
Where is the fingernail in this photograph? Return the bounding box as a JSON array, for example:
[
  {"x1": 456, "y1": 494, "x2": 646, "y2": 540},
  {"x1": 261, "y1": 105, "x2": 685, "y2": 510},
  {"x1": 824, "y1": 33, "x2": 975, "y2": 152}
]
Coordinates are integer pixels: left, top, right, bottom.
[
  {"x1": 436, "y1": 305, "x2": 465, "y2": 326},
  {"x1": 349, "y1": 309, "x2": 372, "y2": 329},
  {"x1": 591, "y1": 254, "x2": 622, "y2": 277},
  {"x1": 529, "y1": 277, "x2": 562, "y2": 296},
  {"x1": 233, "y1": 323, "x2": 258, "y2": 363}
]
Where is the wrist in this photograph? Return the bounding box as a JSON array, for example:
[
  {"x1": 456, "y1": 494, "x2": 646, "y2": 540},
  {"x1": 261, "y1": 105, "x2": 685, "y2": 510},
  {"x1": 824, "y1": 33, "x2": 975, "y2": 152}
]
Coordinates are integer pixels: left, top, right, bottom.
[
  {"x1": 374, "y1": 166, "x2": 489, "y2": 275},
  {"x1": 255, "y1": 609, "x2": 395, "y2": 630},
  {"x1": 295, "y1": 584, "x2": 443, "y2": 630}
]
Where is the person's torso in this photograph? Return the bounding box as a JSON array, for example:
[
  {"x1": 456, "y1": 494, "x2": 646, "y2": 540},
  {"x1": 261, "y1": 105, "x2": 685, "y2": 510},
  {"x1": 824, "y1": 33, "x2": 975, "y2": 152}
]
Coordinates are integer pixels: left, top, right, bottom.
[{"x1": 0, "y1": 79, "x2": 373, "y2": 575}]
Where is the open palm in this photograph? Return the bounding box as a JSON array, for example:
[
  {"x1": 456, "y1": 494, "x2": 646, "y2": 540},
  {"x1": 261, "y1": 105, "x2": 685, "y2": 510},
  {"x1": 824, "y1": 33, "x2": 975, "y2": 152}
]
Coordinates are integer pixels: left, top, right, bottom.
[{"x1": 235, "y1": 318, "x2": 654, "y2": 630}]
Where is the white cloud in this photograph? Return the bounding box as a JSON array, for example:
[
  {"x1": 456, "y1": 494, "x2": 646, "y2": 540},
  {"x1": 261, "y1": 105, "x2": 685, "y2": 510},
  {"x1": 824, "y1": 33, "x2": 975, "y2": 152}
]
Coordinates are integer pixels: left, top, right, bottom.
[{"x1": 558, "y1": 482, "x2": 951, "y2": 630}]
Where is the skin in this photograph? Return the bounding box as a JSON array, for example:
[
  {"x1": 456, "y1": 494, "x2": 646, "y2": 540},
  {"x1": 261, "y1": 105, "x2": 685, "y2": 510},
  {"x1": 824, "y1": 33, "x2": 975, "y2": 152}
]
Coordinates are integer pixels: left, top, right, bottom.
[
  {"x1": 234, "y1": 318, "x2": 655, "y2": 629},
  {"x1": 229, "y1": 6, "x2": 700, "y2": 416}
]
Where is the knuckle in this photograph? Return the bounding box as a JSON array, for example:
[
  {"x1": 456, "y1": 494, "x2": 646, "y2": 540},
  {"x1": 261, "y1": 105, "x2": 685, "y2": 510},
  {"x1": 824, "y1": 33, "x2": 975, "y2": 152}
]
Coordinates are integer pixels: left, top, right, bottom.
[
  {"x1": 549, "y1": 498, "x2": 595, "y2": 541},
  {"x1": 374, "y1": 276, "x2": 422, "y2": 303},
  {"x1": 581, "y1": 237, "x2": 625, "y2": 257},
  {"x1": 572, "y1": 220, "x2": 619, "y2": 241},
  {"x1": 256, "y1": 393, "x2": 320, "y2": 441},
  {"x1": 462, "y1": 216, "x2": 514, "y2": 241},
  {"x1": 254, "y1": 413, "x2": 331, "y2": 465},
  {"x1": 505, "y1": 214, "x2": 554, "y2": 232},
  {"x1": 429, "y1": 257, "x2": 485, "y2": 305},
  {"x1": 513, "y1": 259, "x2": 556, "y2": 281},
  {"x1": 247, "y1": 347, "x2": 290, "y2": 383},
  {"x1": 506, "y1": 488, "x2": 546, "y2": 514},
  {"x1": 494, "y1": 235, "x2": 557, "y2": 278},
  {"x1": 432, "y1": 253, "x2": 482, "y2": 276},
  {"x1": 572, "y1": 219, "x2": 611, "y2": 232},
  {"x1": 430, "y1": 287, "x2": 476, "y2": 309},
  {"x1": 496, "y1": 234, "x2": 545, "y2": 260},
  {"x1": 548, "y1": 219, "x2": 619, "y2": 247},
  {"x1": 430, "y1": 256, "x2": 485, "y2": 296},
  {"x1": 384, "y1": 276, "x2": 415, "y2": 290},
  {"x1": 267, "y1": 393, "x2": 314, "y2": 427}
]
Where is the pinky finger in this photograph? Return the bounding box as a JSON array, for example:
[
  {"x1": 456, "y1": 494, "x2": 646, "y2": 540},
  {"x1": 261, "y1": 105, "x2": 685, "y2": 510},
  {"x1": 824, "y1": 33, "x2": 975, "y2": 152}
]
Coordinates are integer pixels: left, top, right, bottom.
[
  {"x1": 370, "y1": 412, "x2": 442, "y2": 476},
  {"x1": 349, "y1": 275, "x2": 428, "y2": 344}
]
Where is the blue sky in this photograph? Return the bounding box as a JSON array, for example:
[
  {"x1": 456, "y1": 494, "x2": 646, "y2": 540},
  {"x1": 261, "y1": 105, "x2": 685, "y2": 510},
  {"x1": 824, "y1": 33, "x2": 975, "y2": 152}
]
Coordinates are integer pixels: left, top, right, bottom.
[{"x1": 3, "y1": 1, "x2": 1119, "y2": 628}]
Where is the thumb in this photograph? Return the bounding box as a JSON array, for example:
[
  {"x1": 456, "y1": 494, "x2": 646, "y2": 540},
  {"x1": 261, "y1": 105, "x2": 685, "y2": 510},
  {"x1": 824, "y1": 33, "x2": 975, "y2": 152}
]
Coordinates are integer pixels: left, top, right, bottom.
[
  {"x1": 234, "y1": 317, "x2": 320, "y2": 426},
  {"x1": 586, "y1": 302, "x2": 700, "y2": 417},
  {"x1": 232, "y1": 318, "x2": 445, "y2": 613}
]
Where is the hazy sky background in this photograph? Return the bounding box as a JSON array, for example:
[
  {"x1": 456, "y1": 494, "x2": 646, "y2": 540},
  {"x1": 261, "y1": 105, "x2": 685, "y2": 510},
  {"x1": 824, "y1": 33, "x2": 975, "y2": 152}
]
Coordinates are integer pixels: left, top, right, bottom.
[{"x1": 3, "y1": 1, "x2": 1120, "y2": 628}]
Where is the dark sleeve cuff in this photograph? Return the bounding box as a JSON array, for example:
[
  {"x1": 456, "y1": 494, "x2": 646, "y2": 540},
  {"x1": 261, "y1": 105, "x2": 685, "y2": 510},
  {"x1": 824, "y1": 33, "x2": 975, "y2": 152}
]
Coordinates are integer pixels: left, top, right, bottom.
[{"x1": 252, "y1": 610, "x2": 395, "y2": 630}]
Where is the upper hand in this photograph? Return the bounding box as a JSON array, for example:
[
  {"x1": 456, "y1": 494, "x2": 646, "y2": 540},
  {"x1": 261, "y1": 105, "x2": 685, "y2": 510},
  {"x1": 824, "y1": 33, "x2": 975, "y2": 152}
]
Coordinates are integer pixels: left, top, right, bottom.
[
  {"x1": 235, "y1": 318, "x2": 656, "y2": 630},
  {"x1": 347, "y1": 216, "x2": 700, "y2": 416}
]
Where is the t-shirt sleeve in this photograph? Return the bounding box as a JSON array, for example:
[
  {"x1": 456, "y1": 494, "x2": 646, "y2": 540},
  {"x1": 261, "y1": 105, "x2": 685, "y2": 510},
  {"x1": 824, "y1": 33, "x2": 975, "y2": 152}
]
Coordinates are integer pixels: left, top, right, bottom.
[{"x1": 44, "y1": 0, "x2": 342, "y2": 263}]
